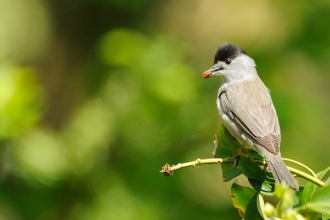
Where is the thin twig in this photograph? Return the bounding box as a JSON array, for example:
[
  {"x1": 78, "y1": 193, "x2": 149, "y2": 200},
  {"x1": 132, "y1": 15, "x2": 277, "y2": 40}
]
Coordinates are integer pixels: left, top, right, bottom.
[
  {"x1": 160, "y1": 157, "x2": 233, "y2": 176},
  {"x1": 160, "y1": 157, "x2": 327, "y2": 188},
  {"x1": 287, "y1": 166, "x2": 326, "y2": 187},
  {"x1": 283, "y1": 158, "x2": 317, "y2": 178}
]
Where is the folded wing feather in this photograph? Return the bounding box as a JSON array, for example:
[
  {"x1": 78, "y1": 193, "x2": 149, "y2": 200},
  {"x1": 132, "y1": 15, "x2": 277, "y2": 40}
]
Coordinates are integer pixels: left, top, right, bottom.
[{"x1": 221, "y1": 79, "x2": 280, "y2": 154}]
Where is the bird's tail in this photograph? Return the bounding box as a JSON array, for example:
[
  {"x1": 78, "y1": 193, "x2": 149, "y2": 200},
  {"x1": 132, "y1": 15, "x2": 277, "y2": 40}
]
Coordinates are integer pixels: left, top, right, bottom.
[{"x1": 265, "y1": 153, "x2": 299, "y2": 190}]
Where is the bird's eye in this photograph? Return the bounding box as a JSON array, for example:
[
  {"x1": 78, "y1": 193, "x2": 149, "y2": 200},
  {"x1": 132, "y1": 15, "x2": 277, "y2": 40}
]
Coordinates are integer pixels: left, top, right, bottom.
[{"x1": 225, "y1": 58, "x2": 231, "y2": 65}]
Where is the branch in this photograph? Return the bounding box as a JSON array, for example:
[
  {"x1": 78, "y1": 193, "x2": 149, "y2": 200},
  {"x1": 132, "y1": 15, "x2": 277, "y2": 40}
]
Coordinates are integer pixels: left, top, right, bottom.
[
  {"x1": 287, "y1": 166, "x2": 326, "y2": 187},
  {"x1": 283, "y1": 158, "x2": 317, "y2": 178},
  {"x1": 160, "y1": 157, "x2": 327, "y2": 187},
  {"x1": 160, "y1": 157, "x2": 233, "y2": 176}
]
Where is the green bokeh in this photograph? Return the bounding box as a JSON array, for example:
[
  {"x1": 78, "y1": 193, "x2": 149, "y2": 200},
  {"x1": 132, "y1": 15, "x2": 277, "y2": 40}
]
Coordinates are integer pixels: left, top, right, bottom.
[{"x1": 0, "y1": 0, "x2": 328, "y2": 219}]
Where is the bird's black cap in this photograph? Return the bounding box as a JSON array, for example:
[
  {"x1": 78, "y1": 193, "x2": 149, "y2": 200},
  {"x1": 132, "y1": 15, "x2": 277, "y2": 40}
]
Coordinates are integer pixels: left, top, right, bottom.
[{"x1": 214, "y1": 43, "x2": 246, "y2": 64}]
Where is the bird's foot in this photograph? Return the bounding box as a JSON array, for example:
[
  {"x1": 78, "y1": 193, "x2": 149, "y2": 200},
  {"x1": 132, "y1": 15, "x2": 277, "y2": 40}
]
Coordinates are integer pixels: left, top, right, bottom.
[{"x1": 232, "y1": 154, "x2": 240, "y2": 168}]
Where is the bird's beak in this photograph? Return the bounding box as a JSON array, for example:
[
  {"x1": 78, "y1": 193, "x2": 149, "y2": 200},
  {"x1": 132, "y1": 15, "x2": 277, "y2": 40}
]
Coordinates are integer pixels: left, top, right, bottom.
[
  {"x1": 203, "y1": 70, "x2": 212, "y2": 79},
  {"x1": 203, "y1": 63, "x2": 224, "y2": 79}
]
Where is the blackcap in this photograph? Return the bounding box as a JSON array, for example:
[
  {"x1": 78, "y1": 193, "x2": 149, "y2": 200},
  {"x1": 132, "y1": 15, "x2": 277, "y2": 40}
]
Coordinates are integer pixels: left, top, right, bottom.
[{"x1": 203, "y1": 43, "x2": 299, "y2": 190}]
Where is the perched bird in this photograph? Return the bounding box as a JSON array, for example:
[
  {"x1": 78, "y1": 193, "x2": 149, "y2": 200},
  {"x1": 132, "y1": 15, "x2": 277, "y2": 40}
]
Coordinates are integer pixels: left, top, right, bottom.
[{"x1": 203, "y1": 43, "x2": 298, "y2": 190}]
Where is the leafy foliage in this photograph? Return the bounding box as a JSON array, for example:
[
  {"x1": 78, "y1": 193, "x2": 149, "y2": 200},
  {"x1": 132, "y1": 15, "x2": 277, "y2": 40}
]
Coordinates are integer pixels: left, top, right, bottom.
[
  {"x1": 230, "y1": 182, "x2": 257, "y2": 218},
  {"x1": 214, "y1": 124, "x2": 330, "y2": 220},
  {"x1": 301, "y1": 167, "x2": 330, "y2": 205}
]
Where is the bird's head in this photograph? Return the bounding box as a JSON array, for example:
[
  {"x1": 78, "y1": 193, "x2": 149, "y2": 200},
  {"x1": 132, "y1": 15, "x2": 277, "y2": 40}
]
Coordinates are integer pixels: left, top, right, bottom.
[{"x1": 203, "y1": 43, "x2": 257, "y2": 82}]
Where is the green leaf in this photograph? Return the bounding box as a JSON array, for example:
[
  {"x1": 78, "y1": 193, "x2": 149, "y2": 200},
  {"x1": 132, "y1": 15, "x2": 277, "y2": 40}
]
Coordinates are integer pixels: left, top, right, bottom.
[
  {"x1": 214, "y1": 124, "x2": 236, "y2": 158},
  {"x1": 248, "y1": 178, "x2": 262, "y2": 191},
  {"x1": 311, "y1": 183, "x2": 330, "y2": 200},
  {"x1": 326, "y1": 175, "x2": 330, "y2": 185},
  {"x1": 264, "y1": 170, "x2": 276, "y2": 186},
  {"x1": 301, "y1": 166, "x2": 330, "y2": 205},
  {"x1": 239, "y1": 156, "x2": 264, "y2": 182},
  {"x1": 256, "y1": 193, "x2": 267, "y2": 219},
  {"x1": 304, "y1": 202, "x2": 330, "y2": 214},
  {"x1": 293, "y1": 186, "x2": 304, "y2": 207},
  {"x1": 224, "y1": 126, "x2": 241, "y2": 153},
  {"x1": 304, "y1": 184, "x2": 330, "y2": 214},
  {"x1": 222, "y1": 163, "x2": 242, "y2": 182},
  {"x1": 322, "y1": 213, "x2": 330, "y2": 220},
  {"x1": 245, "y1": 193, "x2": 264, "y2": 220},
  {"x1": 231, "y1": 181, "x2": 257, "y2": 218},
  {"x1": 248, "y1": 178, "x2": 275, "y2": 196},
  {"x1": 215, "y1": 125, "x2": 243, "y2": 181},
  {"x1": 246, "y1": 149, "x2": 263, "y2": 161}
]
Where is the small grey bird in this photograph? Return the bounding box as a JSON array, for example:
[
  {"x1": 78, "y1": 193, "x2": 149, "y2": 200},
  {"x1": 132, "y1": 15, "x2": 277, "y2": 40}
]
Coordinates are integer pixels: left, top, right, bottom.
[{"x1": 203, "y1": 43, "x2": 298, "y2": 190}]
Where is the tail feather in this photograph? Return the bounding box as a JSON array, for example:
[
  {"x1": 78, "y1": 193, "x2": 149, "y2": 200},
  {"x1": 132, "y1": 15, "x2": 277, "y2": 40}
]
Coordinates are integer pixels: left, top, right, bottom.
[{"x1": 265, "y1": 153, "x2": 299, "y2": 190}]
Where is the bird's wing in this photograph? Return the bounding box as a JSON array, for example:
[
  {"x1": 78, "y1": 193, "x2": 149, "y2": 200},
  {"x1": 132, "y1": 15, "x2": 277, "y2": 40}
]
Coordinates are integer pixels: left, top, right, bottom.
[{"x1": 220, "y1": 79, "x2": 280, "y2": 154}]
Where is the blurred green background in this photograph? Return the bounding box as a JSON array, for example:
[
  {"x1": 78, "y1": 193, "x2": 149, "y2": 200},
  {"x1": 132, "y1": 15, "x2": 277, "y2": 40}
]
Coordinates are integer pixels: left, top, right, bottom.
[{"x1": 0, "y1": 0, "x2": 329, "y2": 219}]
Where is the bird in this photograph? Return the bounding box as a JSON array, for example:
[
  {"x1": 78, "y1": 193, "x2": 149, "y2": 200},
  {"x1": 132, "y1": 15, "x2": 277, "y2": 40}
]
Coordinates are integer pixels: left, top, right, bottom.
[{"x1": 203, "y1": 43, "x2": 299, "y2": 190}]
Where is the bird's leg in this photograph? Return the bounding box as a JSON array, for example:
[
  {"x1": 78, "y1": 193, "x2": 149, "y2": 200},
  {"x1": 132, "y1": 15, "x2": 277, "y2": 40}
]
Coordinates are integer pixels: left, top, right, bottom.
[{"x1": 232, "y1": 154, "x2": 240, "y2": 168}]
